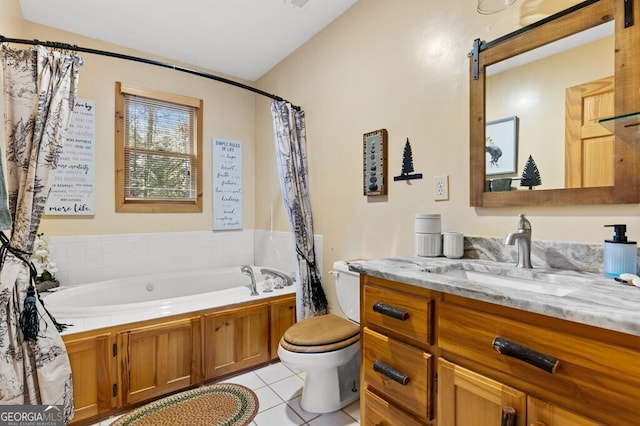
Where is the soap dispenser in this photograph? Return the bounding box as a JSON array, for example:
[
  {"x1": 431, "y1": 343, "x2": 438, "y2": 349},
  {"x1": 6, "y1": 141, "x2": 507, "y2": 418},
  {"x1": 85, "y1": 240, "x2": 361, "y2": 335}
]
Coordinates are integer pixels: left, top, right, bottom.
[{"x1": 603, "y1": 224, "x2": 638, "y2": 278}]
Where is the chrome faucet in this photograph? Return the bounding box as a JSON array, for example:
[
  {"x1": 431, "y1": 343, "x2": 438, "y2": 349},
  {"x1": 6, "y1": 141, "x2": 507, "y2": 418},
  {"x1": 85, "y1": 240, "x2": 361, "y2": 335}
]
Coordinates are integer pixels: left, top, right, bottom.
[
  {"x1": 260, "y1": 268, "x2": 293, "y2": 288},
  {"x1": 504, "y1": 213, "x2": 533, "y2": 269},
  {"x1": 241, "y1": 265, "x2": 259, "y2": 296}
]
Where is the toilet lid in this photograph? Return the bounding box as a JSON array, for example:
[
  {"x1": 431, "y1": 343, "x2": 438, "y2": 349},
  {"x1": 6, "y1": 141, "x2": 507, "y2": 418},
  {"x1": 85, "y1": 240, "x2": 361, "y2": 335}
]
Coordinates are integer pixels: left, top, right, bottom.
[{"x1": 281, "y1": 313, "x2": 360, "y2": 353}]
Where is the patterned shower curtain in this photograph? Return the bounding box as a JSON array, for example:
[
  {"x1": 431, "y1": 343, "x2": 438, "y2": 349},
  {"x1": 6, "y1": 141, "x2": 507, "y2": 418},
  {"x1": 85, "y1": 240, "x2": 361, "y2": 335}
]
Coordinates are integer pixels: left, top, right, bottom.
[
  {"x1": 271, "y1": 100, "x2": 328, "y2": 320},
  {"x1": 0, "y1": 45, "x2": 82, "y2": 423}
]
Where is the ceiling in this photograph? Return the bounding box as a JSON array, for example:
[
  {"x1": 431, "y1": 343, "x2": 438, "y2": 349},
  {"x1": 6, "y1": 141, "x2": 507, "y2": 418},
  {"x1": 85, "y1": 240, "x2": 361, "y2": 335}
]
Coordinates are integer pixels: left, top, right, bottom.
[{"x1": 18, "y1": 0, "x2": 358, "y2": 81}]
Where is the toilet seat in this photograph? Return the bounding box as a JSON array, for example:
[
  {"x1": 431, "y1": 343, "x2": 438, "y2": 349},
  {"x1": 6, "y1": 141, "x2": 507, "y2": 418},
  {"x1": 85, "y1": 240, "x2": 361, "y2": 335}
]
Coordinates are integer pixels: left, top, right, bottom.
[{"x1": 280, "y1": 313, "x2": 360, "y2": 353}]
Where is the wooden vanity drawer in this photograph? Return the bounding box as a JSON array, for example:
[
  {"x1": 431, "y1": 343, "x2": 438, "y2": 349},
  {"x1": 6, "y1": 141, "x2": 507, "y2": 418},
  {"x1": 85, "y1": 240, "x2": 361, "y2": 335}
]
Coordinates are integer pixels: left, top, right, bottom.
[
  {"x1": 438, "y1": 301, "x2": 640, "y2": 424},
  {"x1": 362, "y1": 388, "x2": 426, "y2": 426},
  {"x1": 363, "y1": 327, "x2": 433, "y2": 420},
  {"x1": 362, "y1": 283, "x2": 433, "y2": 345}
]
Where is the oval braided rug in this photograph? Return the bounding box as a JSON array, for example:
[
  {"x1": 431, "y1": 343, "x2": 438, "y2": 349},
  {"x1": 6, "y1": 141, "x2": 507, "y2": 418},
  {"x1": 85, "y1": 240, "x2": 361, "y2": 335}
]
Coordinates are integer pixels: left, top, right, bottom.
[{"x1": 112, "y1": 383, "x2": 259, "y2": 426}]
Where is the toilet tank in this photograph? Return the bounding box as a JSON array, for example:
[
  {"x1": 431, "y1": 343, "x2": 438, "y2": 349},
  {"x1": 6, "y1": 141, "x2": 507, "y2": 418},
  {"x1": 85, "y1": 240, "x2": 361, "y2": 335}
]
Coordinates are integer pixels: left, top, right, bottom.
[{"x1": 333, "y1": 260, "x2": 361, "y2": 323}]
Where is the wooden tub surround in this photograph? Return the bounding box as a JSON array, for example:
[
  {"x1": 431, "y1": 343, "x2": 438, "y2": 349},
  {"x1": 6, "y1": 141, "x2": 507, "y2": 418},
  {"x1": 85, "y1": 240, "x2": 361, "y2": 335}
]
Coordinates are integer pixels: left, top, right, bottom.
[{"x1": 63, "y1": 293, "x2": 296, "y2": 425}]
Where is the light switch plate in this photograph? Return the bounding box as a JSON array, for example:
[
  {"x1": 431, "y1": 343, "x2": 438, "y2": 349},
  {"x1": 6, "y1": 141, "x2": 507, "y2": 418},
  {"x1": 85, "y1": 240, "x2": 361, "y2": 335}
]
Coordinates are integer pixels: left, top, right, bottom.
[{"x1": 434, "y1": 175, "x2": 449, "y2": 201}]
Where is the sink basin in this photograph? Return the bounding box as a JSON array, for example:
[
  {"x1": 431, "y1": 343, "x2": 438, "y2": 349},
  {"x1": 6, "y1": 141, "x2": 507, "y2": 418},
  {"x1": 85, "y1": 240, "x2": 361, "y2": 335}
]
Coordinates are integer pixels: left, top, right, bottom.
[{"x1": 439, "y1": 269, "x2": 575, "y2": 296}]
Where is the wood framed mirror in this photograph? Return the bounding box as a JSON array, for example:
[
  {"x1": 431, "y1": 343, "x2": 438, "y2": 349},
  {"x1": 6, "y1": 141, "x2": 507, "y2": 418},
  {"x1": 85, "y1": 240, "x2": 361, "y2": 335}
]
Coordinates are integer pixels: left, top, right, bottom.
[{"x1": 470, "y1": 0, "x2": 640, "y2": 207}]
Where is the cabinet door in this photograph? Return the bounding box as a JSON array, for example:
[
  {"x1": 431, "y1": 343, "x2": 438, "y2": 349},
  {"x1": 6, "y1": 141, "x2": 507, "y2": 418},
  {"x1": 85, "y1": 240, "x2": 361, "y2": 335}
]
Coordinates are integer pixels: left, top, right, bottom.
[
  {"x1": 270, "y1": 295, "x2": 296, "y2": 360},
  {"x1": 65, "y1": 333, "x2": 113, "y2": 423},
  {"x1": 363, "y1": 328, "x2": 433, "y2": 421},
  {"x1": 119, "y1": 316, "x2": 201, "y2": 406},
  {"x1": 528, "y1": 397, "x2": 604, "y2": 426},
  {"x1": 438, "y1": 358, "x2": 526, "y2": 426},
  {"x1": 204, "y1": 303, "x2": 269, "y2": 379}
]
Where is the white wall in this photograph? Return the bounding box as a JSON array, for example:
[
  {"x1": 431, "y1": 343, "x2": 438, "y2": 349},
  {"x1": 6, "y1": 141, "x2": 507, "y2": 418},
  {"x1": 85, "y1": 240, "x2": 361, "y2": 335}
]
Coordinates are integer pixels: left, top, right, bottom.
[{"x1": 254, "y1": 0, "x2": 640, "y2": 309}]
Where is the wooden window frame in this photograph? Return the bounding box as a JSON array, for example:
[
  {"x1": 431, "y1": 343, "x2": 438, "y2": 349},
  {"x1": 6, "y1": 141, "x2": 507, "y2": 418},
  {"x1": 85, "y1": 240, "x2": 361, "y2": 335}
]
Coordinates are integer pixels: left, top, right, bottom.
[{"x1": 115, "y1": 82, "x2": 203, "y2": 212}]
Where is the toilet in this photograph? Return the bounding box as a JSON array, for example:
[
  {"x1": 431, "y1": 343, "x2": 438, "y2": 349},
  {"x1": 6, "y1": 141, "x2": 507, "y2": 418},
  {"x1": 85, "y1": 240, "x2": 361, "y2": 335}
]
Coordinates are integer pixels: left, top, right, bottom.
[{"x1": 277, "y1": 260, "x2": 361, "y2": 413}]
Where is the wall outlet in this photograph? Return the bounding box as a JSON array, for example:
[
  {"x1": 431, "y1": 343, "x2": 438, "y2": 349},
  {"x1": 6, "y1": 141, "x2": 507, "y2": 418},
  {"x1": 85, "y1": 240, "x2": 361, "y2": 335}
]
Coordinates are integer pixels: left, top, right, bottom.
[{"x1": 434, "y1": 175, "x2": 449, "y2": 201}]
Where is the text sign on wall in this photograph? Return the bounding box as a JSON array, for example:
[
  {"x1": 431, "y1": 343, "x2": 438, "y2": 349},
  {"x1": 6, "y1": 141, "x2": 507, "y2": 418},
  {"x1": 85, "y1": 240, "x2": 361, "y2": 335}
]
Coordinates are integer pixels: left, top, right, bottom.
[
  {"x1": 213, "y1": 138, "x2": 242, "y2": 230},
  {"x1": 45, "y1": 98, "x2": 96, "y2": 215}
]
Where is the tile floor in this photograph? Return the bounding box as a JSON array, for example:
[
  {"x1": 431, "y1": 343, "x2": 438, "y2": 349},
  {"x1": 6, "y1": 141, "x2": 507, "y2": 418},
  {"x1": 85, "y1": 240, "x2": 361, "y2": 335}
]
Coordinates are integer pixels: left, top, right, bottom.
[{"x1": 97, "y1": 362, "x2": 360, "y2": 426}]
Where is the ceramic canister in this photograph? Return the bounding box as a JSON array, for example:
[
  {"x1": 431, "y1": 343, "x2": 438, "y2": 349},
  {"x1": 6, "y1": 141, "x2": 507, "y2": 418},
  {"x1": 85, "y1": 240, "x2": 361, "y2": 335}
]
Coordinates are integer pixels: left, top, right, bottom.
[
  {"x1": 443, "y1": 231, "x2": 464, "y2": 259},
  {"x1": 415, "y1": 233, "x2": 442, "y2": 257},
  {"x1": 415, "y1": 214, "x2": 441, "y2": 234}
]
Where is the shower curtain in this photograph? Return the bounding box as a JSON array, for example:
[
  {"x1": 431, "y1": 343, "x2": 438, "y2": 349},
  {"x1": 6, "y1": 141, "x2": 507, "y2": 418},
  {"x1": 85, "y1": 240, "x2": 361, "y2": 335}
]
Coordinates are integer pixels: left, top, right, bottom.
[
  {"x1": 271, "y1": 100, "x2": 328, "y2": 320},
  {"x1": 0, "y1": 44, "x2": 82, "y2": 423}
]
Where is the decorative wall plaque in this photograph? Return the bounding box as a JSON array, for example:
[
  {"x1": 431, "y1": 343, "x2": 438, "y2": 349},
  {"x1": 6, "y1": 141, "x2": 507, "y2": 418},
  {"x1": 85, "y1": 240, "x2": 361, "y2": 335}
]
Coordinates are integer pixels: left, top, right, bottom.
[
  {"x1": 213, "y1": 138, "x2": 242, "y2": 230},
  {"x1": 363, "y1": 129, "x2": 388, "y2": 196},
  {"x1": 45, "y1": 98, "x2": 96, "y2": 215}
]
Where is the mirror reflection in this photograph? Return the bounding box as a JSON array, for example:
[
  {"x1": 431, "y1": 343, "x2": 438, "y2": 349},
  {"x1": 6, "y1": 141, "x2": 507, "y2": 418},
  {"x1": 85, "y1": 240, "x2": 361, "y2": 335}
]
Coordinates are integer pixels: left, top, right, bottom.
[{"x1": 485, "y1": 21, "x2": 614, "y2": 192}]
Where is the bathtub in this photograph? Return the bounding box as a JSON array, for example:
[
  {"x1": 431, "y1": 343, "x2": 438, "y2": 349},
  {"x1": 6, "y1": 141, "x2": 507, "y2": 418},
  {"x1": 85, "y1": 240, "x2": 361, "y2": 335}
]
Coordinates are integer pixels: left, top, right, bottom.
[{"x1": 44, "y1": 266, "x2": 295, "y2": 334}]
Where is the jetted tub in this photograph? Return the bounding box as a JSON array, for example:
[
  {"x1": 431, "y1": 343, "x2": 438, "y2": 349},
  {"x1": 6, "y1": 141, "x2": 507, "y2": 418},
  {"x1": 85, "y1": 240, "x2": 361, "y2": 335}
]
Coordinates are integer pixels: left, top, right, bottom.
[{"x1": 44, "y1": 265, "x2": 295, "y2": 333}]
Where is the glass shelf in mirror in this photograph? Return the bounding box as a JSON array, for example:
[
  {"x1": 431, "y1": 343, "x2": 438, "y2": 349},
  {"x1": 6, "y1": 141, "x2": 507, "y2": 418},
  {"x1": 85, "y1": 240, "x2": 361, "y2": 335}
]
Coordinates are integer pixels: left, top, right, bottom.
[{"x1": 599, "y1": 112, "x2": 640, "y2": 149}]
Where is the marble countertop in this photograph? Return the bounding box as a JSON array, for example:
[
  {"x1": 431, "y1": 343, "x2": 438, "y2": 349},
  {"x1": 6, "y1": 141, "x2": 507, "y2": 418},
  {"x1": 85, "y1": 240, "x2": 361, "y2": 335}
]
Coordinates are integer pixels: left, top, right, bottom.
[{"x1": 349, "y1": 256, "x2": 640, "y2": 337}]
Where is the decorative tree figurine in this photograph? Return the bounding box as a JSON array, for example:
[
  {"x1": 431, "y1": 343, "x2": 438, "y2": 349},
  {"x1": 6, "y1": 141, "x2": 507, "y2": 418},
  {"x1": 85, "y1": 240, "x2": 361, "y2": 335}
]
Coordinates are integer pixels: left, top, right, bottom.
[
  {"x1": 520, "y1": 155, "x2": 542, "y2": 190},
  {"x1": 394, "y1": 138, "x2": 423, "y2": 181}
]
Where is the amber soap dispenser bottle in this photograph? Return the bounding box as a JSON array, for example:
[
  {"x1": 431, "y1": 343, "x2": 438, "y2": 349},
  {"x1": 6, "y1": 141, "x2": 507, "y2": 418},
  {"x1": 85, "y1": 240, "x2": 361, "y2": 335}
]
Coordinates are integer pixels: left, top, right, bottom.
[{"x1": 603, "y1": 224, "x2": 638, "y2": 278}]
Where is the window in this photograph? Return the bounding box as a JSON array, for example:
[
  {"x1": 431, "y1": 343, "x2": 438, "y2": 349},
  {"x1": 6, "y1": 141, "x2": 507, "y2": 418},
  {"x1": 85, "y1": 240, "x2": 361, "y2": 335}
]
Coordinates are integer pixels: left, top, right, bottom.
[{"x1": 115, "y1": 82, "x2": 203, "y2": 212}]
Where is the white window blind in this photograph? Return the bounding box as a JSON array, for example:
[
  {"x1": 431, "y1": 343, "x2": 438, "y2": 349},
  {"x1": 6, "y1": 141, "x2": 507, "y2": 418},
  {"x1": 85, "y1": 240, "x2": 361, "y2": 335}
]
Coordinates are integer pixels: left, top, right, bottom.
[{"x1": 123, "y1": 95, "x2": 198, "y2": 201}]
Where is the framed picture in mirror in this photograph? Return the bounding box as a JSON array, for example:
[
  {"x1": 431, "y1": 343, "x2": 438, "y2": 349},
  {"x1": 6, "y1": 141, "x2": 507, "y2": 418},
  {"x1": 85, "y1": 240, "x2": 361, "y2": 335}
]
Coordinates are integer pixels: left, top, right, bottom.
[
  {"x1": 485, "y1": 116, "x2": 518, "y2": 176},
  {"x1": 363, "y1": 129, "x2": 388, "y2": 196}
]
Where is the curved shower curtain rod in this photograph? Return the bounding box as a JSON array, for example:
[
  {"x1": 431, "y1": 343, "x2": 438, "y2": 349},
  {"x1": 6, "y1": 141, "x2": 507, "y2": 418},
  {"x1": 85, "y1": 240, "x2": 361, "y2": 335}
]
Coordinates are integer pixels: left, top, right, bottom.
[{"x1": 0, "y1": 35, "x2": 301, "y2": 111}]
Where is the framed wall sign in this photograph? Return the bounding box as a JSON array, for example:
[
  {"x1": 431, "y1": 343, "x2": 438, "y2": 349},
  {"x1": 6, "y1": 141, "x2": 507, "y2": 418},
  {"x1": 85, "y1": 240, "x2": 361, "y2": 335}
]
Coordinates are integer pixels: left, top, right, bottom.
[
  {"x1": 363, "y1": 129, "x2": 388, "y2": 196},
  {"x1": 485, "y1": 116, "x2": 518, "y2": 176},
  {"x1": 212, "y1": 138, "x2": 242, "y2": 230},
  {"x1": 45, "y1": 98, "x2": 96, "y2": 215}
]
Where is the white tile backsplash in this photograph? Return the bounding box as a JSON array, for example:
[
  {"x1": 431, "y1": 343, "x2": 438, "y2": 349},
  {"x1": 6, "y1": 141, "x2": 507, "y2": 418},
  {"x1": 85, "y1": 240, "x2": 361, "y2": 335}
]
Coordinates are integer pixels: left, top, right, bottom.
[
  {"x1": 254, "y1": 230, "x2": 323, "y2": 276},
  {"x1": 48, "y1": 229, "x2": 321, "y2": 286}
]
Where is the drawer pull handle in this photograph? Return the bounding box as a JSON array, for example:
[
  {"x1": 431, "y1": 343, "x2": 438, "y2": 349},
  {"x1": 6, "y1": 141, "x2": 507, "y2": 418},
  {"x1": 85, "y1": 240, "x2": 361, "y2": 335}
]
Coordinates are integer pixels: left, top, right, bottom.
[
  {"x1": 372, "y1": 302, "x2": 409, "y2": 320},
  {"x1": 492, "y1": 336, "x2": 559, "y2": 374},
  {"x1": 501, "y1": 406, "x2": 517, "y2": 426},
  {"x1": 373, "y1": 360, "x2": 410, "y2": 385}
]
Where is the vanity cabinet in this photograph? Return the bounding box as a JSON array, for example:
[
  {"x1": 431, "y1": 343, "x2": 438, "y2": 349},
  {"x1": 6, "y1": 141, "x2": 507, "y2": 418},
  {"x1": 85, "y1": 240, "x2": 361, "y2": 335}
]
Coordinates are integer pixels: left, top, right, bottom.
[
  {"x1": 360, "y1": 275, "x2": 436, "y2": 425},
  {"x1": 359, "y1": 275, "x2": 640, "y2": 425},
  {"x1": 63, "y1": 332, "x2": 114, "y2": 423},
  {"x1": 203, "y1": 303, "x2": 270, "y2": 380},
  {"x1": 117, "y1": 315, "x2": 202, "y2": 406}
]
